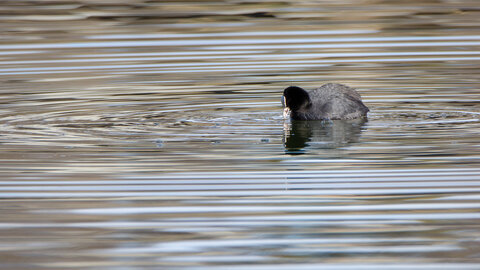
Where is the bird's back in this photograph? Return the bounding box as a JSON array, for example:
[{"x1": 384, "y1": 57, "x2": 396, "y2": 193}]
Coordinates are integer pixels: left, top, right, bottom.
[{"x1": 307, "y1": 83, "x2": 369, "y2": 120}]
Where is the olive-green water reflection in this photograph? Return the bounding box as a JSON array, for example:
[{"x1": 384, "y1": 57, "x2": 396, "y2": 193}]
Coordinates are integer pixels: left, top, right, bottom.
[{"x1": 1, "y1": 0, "x2": 480, "y2": 269}]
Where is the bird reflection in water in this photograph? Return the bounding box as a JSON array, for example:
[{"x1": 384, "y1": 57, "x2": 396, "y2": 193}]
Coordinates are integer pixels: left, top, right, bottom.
[{"x1": 283, "y1": 119, "x2": 367, "y2": 155}]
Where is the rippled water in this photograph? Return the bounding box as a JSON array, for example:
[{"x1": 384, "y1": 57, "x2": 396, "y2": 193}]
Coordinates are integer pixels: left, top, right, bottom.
[{"x1": 2, "y1": 0, "x2": 480, "y2": 269}]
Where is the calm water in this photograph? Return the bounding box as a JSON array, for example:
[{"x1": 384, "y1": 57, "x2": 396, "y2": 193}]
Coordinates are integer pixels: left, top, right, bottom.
[{"x1": 2, "y1": 0, "x2": 480, "y2": 269}]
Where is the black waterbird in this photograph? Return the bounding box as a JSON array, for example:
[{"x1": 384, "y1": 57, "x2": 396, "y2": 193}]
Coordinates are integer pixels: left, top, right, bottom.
[{"x1": 282, "y1": 83, "x2": 369, "y2": 120}]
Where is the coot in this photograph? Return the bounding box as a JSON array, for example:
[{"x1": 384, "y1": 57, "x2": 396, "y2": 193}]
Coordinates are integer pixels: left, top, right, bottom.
[{"x1": 282, "y1": 83, "x2": 369, "y2": 120}]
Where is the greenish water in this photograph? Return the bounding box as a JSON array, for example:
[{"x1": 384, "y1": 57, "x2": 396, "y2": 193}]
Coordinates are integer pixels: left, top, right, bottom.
[{"x1": 1, "y1": 1, "x2": 480, "y2": 269}]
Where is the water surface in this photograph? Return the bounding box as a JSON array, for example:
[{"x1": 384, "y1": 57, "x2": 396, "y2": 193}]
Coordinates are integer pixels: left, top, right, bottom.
[{"x1": 1, "y1": 0, "x2": 480, "y2": 269}]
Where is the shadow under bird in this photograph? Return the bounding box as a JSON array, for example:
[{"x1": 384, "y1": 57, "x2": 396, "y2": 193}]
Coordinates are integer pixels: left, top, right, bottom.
[{"x1": 282, "y1": 83, "x2": 369, "y2": 120}]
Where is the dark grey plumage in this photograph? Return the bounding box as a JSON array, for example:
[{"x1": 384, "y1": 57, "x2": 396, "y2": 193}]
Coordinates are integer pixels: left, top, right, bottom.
[{"x1": 282, "y1": 83, "x2": 369, "y2": 120}]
